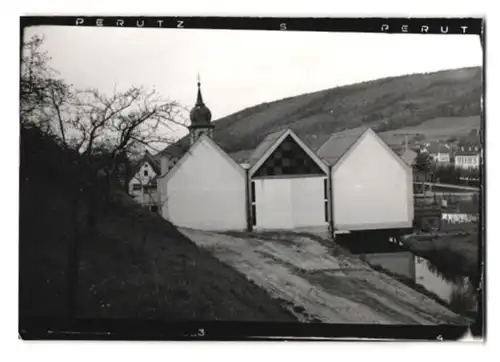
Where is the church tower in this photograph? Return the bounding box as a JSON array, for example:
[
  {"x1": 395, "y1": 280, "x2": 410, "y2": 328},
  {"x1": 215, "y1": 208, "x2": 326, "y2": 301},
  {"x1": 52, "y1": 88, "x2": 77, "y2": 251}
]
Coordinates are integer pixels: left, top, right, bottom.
[{"x1": 188, "y1": 76, "x2": 214, "y2": 146}]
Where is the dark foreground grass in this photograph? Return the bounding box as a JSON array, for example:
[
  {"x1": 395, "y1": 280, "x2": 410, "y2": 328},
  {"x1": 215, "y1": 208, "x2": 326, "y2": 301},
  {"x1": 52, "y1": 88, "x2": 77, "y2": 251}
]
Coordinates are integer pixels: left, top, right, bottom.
[{"x1": 19, "y1": 179, "x2": 297, "y2": 322}]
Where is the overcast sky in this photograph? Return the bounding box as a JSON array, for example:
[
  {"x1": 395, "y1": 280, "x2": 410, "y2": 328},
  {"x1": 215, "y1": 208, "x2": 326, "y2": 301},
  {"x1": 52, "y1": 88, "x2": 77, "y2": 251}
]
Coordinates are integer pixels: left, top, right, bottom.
[{"x1": 25, "y1": 26, "x2": 482, "y2": 139}]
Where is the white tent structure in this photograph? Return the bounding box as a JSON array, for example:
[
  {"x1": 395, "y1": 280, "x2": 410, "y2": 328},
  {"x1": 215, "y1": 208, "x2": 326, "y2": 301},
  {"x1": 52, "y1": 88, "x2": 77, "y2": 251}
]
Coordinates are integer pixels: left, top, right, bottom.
[
  {"x1": 247, "y1": 129, "x2": 330, "y2": 231},
  {"x1": 158, "y1": 134, "x2": 247, "y2": 231},
  {"x1": 317, "y1": 128, "x2": 414, "y2": 232}
]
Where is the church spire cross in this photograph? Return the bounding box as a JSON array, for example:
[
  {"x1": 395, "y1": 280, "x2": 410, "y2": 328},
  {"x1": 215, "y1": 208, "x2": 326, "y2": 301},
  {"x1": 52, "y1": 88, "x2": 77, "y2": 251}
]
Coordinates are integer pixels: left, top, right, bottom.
[{"x1": 196, "y1": 73, "x2": 204, "y2": 105}]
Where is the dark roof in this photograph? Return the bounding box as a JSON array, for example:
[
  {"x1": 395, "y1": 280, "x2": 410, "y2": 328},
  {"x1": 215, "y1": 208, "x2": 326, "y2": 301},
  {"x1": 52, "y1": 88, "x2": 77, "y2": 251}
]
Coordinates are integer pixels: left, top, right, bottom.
[
  {"x1": 455, "y1": 144, "x2": 480, "y2": 156},
  {"x1": 299, "y1": 133, "x2": 336, "y2": 153},
  {"x1": 316, "y1": 127, "x2": 369, "y2": 165},
  {"x1": 455, "y1": 150, "x2": 480, "y2": 156},
  {"x1": 424, "y1": 141, "x2": 452, "y2": 154},
  {"x1": 155, "y1": 143, "x2": 188, "y2": 163},
  {"x1": 229, "y1": 149, "x2": 254, "y2": 164},
  {"x1": 135, "y1": 151, "x2": 161, "y2": 176}
]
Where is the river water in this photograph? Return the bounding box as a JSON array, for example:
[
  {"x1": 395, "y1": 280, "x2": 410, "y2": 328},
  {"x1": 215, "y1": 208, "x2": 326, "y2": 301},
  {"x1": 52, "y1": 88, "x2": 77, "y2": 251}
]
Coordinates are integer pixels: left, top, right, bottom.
[
  {"x1": 365, "y1": 251, "x2": 476, "y2": 310},
  {"x1": 413, "y1": 255, "x2": 476, "y2": 308}
]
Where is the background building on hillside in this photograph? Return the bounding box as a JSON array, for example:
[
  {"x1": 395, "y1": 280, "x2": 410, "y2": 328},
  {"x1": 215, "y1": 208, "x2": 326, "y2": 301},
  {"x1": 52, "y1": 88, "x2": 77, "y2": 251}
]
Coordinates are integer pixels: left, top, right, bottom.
[
  {"x1": 128, "y1": 150, "x2": 162, "y2": 212},
  {"x1": 421, "y1": 141, "x2": 452, "y2": 167},
  {"x1": 454, "y1": 144, "x2": 481, "y2": 170}
]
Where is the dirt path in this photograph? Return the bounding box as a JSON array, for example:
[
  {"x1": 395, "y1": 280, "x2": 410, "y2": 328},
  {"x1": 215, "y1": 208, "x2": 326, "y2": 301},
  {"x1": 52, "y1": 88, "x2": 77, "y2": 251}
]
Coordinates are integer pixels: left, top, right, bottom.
[{"x1": 179, "y1": 228, "x2": 468, "y2": 325}]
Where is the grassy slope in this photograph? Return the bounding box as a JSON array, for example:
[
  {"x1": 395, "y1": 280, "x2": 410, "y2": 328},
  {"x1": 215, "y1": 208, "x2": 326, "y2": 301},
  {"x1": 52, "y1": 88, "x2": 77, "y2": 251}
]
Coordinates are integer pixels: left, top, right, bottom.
[
  {"x1": 19, "y1": 129, "x2": 296, "y2": 322},
  {"x1": 168, "y1": 67, "x2": 481, "y2": 157}
]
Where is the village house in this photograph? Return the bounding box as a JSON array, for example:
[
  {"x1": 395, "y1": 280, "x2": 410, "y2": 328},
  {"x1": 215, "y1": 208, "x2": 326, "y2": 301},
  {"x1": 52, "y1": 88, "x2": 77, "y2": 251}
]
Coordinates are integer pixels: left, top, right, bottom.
[
  {"x1": 129, "y1": 141, "x2": 185, "y2": 211},
  {"x1": 156, "y1": 80, "x2": 414, "y2": 235},
  {"x1": 421, "y1": 141, "x2": 452, "y2": 166},
  {"x1": 454, "y1": 144, "x2": 481, "y2": 170},
  {"x1": 128, "y1": 151, "x2": 162, "y2": 212}
]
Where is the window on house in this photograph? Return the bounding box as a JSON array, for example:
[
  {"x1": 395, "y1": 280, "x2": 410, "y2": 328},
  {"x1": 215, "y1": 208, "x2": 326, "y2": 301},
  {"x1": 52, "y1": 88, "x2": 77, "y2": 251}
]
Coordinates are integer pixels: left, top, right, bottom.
[
  {"x1": 251, "y1": 182, "x2": 256, "y2": 203},
  {"x1": 144, "y1": 170, "x2": 149, "y2": 177},
  {"x1": 251, "y1": 181, "x2": 256, "y2": 226},
  {"x1": 132, "y1": 184, "x2": 141, "y2": 191},
  {"x1": 324, "y1": 201, "x2": 329, "y2": 222},
  {"x1": 324, "y1": 178, "x2": 329, "y2": 222}
]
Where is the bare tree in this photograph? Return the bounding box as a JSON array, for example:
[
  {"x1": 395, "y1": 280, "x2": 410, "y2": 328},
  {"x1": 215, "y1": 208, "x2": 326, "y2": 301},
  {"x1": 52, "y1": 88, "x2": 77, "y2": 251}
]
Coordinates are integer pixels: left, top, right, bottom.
[
  {"x1": 20, "y1": 35, "x2": 71, "y2": 137},
  {"x1": 52, "y1": 86, "x2": 187, "y2": 237},
  {"x1": 20, "y1": 34, "x2": 190, "y2": 319}
]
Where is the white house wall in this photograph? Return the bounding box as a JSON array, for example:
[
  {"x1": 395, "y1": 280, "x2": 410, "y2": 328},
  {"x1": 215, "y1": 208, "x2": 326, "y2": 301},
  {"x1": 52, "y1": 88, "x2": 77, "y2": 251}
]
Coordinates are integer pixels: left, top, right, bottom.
[
  {"x1": 253, "y1": 176, "x2": 327, "y2": 230},
  {"x1": 332, "y1": 132, "x2": 413, "y2": 231},
  {"x1": 161, "y1": 139, "x2": 247, "y2": 231}
]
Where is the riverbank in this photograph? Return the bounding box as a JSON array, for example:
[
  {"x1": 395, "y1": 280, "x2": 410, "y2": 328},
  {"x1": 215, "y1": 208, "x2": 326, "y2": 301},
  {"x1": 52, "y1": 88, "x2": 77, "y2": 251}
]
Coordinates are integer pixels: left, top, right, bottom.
[
  {"x1": 402, "y1": 224, "x2": 479, "y2": 286},
  {"x1": 401, "y1": 224, "x2": 480, "y2": 317}
]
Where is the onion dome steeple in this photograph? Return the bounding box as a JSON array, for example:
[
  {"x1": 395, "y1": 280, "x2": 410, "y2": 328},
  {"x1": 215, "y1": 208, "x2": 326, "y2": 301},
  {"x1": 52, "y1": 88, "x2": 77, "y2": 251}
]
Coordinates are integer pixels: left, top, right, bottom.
[
  {"x1": 189, "y1": 75, "x2": 212, "y2": 126},
  {"x1": 188, "y1": 74, "x2": 215, "y2": 146}
]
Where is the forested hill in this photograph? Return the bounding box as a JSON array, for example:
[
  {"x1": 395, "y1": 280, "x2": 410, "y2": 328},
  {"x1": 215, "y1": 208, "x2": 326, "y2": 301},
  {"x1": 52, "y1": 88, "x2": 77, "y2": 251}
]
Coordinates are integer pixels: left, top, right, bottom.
[{"x1": 166, "y1": 66, "x2": 481, "y2": 156}]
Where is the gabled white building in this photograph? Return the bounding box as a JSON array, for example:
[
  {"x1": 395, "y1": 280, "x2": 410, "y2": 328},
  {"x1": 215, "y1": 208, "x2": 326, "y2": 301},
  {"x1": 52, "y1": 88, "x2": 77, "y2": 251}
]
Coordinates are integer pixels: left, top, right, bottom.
[
  {"x1": 158, "y1": 134, "x2": 247, "y2": 230},
  {"x1": 317, "y1": 128, "x2": 414, "y2": 232},
  {"x1": 421, "y1": 141, "x2": 452, "y2": 166},
  {"x1": 247, "y1": 129, "x2": 330, "y2": 231}
]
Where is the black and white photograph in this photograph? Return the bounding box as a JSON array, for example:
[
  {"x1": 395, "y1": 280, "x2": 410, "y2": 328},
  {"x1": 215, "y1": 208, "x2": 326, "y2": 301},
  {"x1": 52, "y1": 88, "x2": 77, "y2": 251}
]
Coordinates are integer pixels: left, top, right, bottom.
[{"x1": 17, "y1": 16, "x2": 485, "y2": 341}]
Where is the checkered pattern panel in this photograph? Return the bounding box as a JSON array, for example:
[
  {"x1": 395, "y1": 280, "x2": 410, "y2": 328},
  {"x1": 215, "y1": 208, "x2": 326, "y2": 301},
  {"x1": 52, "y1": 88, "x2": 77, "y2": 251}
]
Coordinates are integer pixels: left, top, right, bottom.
[{"x1": 254, "y1": 136, "x2": 325, "y2": 177}]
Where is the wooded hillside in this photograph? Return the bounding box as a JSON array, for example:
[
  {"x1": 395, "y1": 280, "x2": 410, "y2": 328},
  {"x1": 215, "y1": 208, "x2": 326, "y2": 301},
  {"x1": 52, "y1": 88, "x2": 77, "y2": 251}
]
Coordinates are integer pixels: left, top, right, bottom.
[{"x1": 167, "y1": 67, "x2": 481, "y2": 156}]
